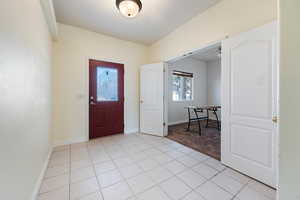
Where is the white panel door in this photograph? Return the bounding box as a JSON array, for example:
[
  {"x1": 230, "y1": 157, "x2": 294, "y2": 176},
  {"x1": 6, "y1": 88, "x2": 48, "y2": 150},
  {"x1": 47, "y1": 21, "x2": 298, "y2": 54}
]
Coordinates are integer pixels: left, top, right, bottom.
[
  {"x1": 140, "y1": 63, "x2": 164, "y2": 137},
  {"x1": 221, "y1": 22, "x2": 278, "y2": 187}
]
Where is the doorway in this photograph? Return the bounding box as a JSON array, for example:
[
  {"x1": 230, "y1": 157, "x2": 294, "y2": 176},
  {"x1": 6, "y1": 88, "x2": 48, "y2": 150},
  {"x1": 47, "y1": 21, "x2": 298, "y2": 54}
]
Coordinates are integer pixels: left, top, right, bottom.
[
  {"x1": 164, "y1": 22, "x2": 278, "y2": 187},
  {"x1": 89, "y1": 59, "x2": 124, "y2": 139},
  {"x1": 140, "y1": 22, "x2": 278, "y2": 187},
  {"x1": 166, "y1": 43, "x2": 222, "y2": 160}
]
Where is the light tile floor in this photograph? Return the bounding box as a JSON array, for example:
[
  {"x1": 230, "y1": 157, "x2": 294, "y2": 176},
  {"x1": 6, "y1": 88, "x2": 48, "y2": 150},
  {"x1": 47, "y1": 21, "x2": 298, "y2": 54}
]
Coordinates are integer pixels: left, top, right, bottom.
[{"x1": 38, "y1": 133, "x2": 276, "y2": 200}]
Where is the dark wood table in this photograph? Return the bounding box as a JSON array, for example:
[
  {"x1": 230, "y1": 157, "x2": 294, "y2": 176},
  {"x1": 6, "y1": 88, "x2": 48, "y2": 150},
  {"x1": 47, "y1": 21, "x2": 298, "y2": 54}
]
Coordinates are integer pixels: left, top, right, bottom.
[{"x1": 185, "y1": 105, "x2": 221, "y2": 135}]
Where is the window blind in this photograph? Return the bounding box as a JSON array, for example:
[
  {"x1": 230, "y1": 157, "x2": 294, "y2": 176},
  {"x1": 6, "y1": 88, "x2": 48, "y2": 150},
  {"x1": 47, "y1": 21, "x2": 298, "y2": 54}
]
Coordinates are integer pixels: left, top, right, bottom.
[{"x1": 172, "y1": 70, "x2": 193, "y2": 78}]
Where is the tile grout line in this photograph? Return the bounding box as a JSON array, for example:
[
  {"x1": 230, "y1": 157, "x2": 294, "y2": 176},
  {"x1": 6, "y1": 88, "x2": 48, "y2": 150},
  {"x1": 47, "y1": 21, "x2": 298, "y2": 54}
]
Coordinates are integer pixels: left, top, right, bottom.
[
  {"x1": 69, "y1": 142, "x2": 100, "y2": 199},
  {"x1": 145, "y1": 144, "x2": 209, "y2": 200},
  {"x1": 100, "y1": 136, "x2": 177, "y2": 199},
  {"x1": 52, "y1": 134, "x2": 271, "y2": 200},
  {"x1": 75, "y1": 136, "x2": 203, "y2": 198},
  {"x1": 164, "y1": 135, "x2": 276, "y2": 200},
  {"x1": 176, "y1": 152, "x2": 251, "y2": 199},
  {"x1": 37, "y1": 148, "x2": 70, "y2": 197},
  {"x1": 231, "y1": 181, "x2": 249, "y2": 200},
  {"x1": 158, "y1": 144, "x2": 219, "y2": 199},
  {"x1": 106, "y1": 142, "x2": 138, "y2": 200},
  {"x1": 158, "y1": 147, "x2": 242, "y2": 200},
  {"x1": 125, "y1": 138, "x2": 216, "y2": 199},
  {"x1": 87, "y1": 140, "x2": 106, "y2": 200}
]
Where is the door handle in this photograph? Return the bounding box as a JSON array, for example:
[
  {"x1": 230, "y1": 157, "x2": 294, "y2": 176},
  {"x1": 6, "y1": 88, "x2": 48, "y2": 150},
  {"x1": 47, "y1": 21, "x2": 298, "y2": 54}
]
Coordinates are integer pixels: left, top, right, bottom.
[
  {"x1": 272, "y1": 116, "x2": 278, "y2": 123},
  {"x1": 90, "y1": 96, "x2": 96, "y2": 105},
  {"x1": 140, "y1": 100, "x2": 144, "y2": 104}
]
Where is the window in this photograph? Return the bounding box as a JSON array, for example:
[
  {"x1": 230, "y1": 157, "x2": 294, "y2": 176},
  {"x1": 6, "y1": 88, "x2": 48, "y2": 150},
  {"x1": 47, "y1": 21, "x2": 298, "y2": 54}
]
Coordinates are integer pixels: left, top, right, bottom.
[
  {"x1": 96, "y1": 67, "x2": 118, "y2": 101},
  {"x1": 172, "y1": 70, "x2": 193, "y2": 101}
]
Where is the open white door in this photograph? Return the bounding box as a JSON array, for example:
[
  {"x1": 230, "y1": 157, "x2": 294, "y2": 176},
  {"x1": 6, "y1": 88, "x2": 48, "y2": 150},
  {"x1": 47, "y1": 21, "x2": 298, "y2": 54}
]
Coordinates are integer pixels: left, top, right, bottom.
[
  {"x1": 221, "y1": 22, "x2": 278, "y2": 187},
  {"x1": 140, "y1": 63, "x2": 165, "y2": 137}
]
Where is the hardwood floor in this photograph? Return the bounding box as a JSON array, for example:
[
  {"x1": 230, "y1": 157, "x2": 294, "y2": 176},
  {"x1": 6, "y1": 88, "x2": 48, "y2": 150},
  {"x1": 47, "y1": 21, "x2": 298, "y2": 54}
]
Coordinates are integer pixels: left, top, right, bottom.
[{"x1": 167, "y1": 121, "x2": 221, "y2": 160}]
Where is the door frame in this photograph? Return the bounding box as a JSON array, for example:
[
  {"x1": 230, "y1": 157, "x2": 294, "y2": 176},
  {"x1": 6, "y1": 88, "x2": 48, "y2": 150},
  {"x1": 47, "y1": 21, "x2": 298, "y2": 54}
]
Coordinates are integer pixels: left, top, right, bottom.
[
  {"x1": 84, "y1": 57, "x2": 126, "y2": 141},
  {"x1": 163, "y1": 40, "x2": 223, "y2": 136},
  {"x1": 88, "y1": 59, "x2": 125, "y2": 139},
  {"x1": 162, "y1": 24, "x2": 279, "y2": 188}
]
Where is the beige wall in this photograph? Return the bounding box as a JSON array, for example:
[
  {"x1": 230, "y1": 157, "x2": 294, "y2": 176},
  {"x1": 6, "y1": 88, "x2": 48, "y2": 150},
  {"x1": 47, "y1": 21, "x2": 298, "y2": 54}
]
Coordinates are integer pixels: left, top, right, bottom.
[
  {"x1": 0, "y1": 0, "x2": 52, "y2": 199},
  {"x1": 279, "y1": 0, "x2": 300, "y2": 199},
  {"x1": 149, "y1": 0, "x2": 277, "y2": 62},
  {"x1": 52, "y1": 24, "x2": 149, "y2": 145},
  {"x1": 51, "y1": 0, "x2": 278, "y2": 146}
]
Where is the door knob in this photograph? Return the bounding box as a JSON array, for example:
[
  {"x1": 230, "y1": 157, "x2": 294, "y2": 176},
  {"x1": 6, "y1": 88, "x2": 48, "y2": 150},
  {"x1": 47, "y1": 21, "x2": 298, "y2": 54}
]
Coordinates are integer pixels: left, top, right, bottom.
[
  {"x1": 272, "y1": 116, "x2": 278, "y2": 123},
  {"x1": 140, "y1": 100, "x2": 144, "y2": 104},
  {"x1": 90, "y1": 96, "x2": 96, "y2": 105}
]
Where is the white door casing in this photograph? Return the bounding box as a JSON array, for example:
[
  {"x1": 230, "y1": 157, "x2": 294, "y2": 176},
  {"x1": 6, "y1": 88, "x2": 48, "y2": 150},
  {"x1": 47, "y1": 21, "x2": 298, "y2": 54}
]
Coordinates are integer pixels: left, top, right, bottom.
[
  {"x1": 221, "y1": 22, "x2": 278, "y2": 187},
  {"x1": 140, "y1": 63, "x2": 165, "y2": 137}
]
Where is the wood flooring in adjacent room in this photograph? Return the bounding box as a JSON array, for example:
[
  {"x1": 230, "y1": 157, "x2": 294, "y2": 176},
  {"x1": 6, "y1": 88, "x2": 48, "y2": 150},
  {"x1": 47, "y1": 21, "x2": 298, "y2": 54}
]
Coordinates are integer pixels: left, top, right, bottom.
[{"x1": 167, "y1": 121, "x2": 221, "y2": 160}]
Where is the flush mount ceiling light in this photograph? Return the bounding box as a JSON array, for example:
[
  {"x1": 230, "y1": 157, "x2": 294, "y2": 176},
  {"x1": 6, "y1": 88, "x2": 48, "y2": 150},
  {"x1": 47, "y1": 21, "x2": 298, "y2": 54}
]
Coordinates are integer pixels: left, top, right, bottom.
[{"x1": 116, "y1": 0, "x2": 142, "y2": 18}]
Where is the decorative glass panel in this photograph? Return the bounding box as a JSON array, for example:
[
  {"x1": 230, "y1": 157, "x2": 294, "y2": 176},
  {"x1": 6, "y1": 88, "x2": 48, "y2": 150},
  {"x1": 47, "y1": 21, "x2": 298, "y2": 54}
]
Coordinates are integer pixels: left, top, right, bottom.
[
  {"x1": 97, "y1": 67, "x2": 118, "y2": 101},
  {"x1": 172, "y1": 73, "x2": 193, "y2": 101}
]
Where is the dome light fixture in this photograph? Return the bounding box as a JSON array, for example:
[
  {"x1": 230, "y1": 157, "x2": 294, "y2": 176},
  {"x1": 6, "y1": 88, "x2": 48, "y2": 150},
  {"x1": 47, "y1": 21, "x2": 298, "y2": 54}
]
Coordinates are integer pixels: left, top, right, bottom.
[{"x1": 116, "y1": 0, "x2": 142, "y2": 18}]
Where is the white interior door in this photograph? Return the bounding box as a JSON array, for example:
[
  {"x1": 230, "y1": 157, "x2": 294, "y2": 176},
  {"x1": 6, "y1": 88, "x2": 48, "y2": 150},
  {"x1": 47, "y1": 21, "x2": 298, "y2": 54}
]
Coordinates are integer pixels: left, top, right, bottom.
[
  {"x1": 140, "y1": 63, "x2": 165, "y2": 137},
  {"x1": 221, "y1": 22, "x2": 278, "y2": 187}
]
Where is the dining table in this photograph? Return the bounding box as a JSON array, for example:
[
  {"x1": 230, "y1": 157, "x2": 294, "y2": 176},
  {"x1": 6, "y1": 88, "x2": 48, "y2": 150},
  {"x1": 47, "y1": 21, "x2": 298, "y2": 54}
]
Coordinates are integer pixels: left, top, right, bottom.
[{"x1": 185, "y1": 105, "x2": 221, "y2": 135}]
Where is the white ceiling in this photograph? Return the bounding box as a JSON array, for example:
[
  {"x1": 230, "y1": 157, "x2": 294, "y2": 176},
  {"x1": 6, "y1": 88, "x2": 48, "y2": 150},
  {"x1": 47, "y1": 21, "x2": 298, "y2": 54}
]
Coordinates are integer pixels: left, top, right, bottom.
[{"x1": 53, "y1": 0, "x2": 221, "y2": 44}]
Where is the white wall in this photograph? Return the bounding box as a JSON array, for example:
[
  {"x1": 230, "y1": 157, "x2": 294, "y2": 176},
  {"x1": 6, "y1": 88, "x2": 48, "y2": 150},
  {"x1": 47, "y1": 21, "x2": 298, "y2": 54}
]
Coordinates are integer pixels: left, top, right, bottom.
[
  {"x1": 0, "y1": 0, "x2": 52, "y2": 199},
  {"x1": 52, "y1": 23, "x2": 149, "y2": 145},
  {"x1": 168, "y1": 58, "x2": 207, "y2": 125},
  {"x1": 207, "y1": 59, "x2": 221, "y2": 120},
  {"x1": 279, "y1": 0, "x2": 300, "y2": 199},
  {"x1": 149, "y1": 0, "x2": 277, "y2": 62}
]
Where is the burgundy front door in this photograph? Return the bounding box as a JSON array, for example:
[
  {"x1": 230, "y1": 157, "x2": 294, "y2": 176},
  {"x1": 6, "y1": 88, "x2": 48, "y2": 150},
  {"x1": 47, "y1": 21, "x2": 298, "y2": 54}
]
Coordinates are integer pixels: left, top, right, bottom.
[{"x1": 89, "y1": 59, "x2": 124, "y2": 139}]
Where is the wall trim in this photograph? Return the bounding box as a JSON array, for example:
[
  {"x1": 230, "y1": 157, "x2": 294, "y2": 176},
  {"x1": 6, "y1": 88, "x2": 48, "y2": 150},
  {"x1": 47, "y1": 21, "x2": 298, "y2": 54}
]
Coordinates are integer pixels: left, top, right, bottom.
[
  {"x1": 125, "y1": 129, "x2": 139, "y2": 134},
  {"x1": 40, "y1": 0, "x2": 58, "y2": 40},
  {"x1": 165, "y1": 40, "x2": 223, "y2": 63},
  {"x1": 31, "y1": 146, "x2": 53, "y2": 200},
  {"x1": 168, "y1": 120, "x2": 188, "y2": 126},
  {"x1": 168, "y1": 119, "x2": 219, "y2": 126},
  {"x1": 52, "y1": 129, "x2": 139, "y2": 147},
  {"x1": 52, "y1": 136, "x2": 88, "y2": 147}
]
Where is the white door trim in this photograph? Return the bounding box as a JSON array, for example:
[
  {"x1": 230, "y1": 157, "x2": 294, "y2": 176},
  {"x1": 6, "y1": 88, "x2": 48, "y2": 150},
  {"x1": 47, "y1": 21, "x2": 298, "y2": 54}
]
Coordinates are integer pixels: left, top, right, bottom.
[{"x1": 163, "y1": 62, "x2": 169, "y2": 136}]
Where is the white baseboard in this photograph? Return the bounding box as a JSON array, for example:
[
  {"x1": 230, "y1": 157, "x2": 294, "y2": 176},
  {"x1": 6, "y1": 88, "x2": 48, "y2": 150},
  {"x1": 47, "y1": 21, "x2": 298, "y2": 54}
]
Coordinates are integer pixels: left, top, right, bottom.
[
  {"x1": 168, "y1": 119, "x2": 218, "y2": 126},
  {"x1": 31, "y1": 146, "x2": 53, "y2": 200},
  {"x1": 168, "y1": 120, "x2": 188, "y2": 126},
  {"x1": 52, "y1": 129, "x2": 140, "y2": 148},
  {"x1": 52, "y1": 136, "x2": 88, "y2": 147},
  {"x1": 125, "y1": 129, "x2": 139, "y2": 134}
]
